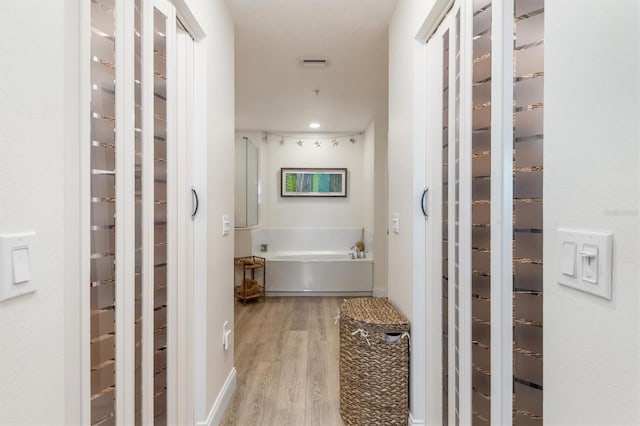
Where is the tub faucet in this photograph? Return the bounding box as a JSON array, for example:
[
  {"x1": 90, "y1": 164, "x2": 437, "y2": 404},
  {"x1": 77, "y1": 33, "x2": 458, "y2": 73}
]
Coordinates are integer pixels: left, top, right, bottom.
[{"x1": 350, "y1": 245, "x2": 362, "y2": 259}]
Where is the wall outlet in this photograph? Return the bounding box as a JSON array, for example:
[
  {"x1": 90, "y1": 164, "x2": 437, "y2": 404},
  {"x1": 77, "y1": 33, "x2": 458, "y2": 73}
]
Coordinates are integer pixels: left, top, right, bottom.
[{"x1": 222, "y1": 321, "x2": 232, "y2": 350}]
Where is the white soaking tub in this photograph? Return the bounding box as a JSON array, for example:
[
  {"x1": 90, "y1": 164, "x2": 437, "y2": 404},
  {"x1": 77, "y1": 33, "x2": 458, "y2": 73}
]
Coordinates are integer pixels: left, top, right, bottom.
[{"x1": 264, "y1": 251, "x2": 373, "y2": 296}]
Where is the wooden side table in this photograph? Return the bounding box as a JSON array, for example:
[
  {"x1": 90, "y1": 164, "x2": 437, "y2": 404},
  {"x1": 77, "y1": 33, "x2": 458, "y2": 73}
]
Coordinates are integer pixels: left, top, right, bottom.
[{"x1": 234, "y1": 256, "x2": 266, "y2": 303}]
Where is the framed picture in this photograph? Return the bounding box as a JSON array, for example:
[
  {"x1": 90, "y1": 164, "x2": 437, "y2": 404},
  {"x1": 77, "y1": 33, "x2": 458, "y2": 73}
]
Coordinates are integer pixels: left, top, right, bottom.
[{"x1": 280, "y1": 168, "x2": 347, "y2": 197}]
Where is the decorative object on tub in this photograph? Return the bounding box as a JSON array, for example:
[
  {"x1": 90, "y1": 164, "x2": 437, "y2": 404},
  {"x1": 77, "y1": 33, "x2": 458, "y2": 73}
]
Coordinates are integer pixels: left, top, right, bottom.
[
  {"x1": 281, "y1": 168, "x2": 347, "y2": 197},
  {"x1": 234, "y1": 256, "x2": 266, "y2": 303},
  {"x1": 350, "y1": 241, "x2": 367, "y2": 259},
  {"x1": 338, "y1": 297, "x2": 409, "y2": 425}
]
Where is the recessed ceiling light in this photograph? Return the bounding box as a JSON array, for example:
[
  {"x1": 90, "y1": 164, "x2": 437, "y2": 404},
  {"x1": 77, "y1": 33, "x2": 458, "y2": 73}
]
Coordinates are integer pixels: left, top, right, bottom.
[{"x1": 309, "y1": 122, "x2": 320, "y2": 129}]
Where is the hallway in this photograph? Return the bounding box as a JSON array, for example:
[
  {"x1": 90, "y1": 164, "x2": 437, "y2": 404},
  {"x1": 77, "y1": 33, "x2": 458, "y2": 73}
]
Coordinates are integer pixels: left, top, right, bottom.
[
  {"x1": 0, "y1": 1, "x2": 639, "y2": 425},
  {"x1": 220, "y1": 298, "x2": 344, "y2": 426}
]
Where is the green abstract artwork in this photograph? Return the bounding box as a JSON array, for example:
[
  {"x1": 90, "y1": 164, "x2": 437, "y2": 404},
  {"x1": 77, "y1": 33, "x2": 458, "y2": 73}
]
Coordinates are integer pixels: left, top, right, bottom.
[{"x1": 281, "y1": 168, "x2": 347, "y2": 197}]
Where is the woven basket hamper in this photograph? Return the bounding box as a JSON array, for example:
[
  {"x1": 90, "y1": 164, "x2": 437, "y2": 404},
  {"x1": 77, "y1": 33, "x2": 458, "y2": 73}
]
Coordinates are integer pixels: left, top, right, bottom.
[{"x1": 339, "y1": 298, "x2": 410, "y2": 426}]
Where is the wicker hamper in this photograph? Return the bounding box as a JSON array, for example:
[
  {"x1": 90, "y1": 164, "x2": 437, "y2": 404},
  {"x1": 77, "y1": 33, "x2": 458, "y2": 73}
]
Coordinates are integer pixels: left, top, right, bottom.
[{"x1": 339, "y1": 298, "x2": 410, "y2": 426}]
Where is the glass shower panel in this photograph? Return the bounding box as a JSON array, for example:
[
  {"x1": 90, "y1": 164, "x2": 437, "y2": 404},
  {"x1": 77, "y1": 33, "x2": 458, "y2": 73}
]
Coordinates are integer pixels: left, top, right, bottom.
[
  {"x1": 441, "y1": 29, "x2": 450, "y2": 426},
  {"x1": 234, "y1": 138, "x2": 248, "y2": 228},
  {"x1": 234, "y1": 137, "x2": 259, "y2": 228},
  {"x1": 246, "y1": 140, "x2": 259, "y2": 227},
  {"x1": 90, "y1": 0, "x2": 116, "y2": 424},
  {"x1": 513, "y1": 0, "x2": 544, "y2": 424},
  {"x1": 153, "y1": 8, "x2": 168, "y2": 426},
  {"x1": 471, "y1": 0, "x2": 492, "y2": 424}
]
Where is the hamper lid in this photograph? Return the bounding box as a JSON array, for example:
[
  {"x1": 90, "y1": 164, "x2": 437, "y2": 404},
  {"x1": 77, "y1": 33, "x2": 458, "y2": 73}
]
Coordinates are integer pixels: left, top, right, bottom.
[{"x1": 340, "y1": 298, "x2": 409, "y2": 328}]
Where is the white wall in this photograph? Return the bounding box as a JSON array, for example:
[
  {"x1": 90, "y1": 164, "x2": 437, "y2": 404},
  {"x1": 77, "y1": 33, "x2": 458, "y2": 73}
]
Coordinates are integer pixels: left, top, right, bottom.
[
  {"x1": 388, "y1": 1, "x2": 434, "y2": 422},
  {"x1": 262, "y1": 133, "x2": 366, "y2": 229},
  {"x1": 544, "y1": 1, "x2": 640, "y2": 424},
  {"x1": 0, "y1": 1, "x2": 67, "y2": 424},
  {"x1": 387, "y1": 0, "x2": 434, "y2": 322},
  {"x1": 182, "y1": 0, "x2": 237, "y2": 420}
]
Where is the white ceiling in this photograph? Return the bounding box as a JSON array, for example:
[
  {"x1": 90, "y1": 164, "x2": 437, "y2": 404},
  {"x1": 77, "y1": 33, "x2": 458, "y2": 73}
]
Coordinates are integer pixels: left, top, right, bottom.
[{"x1": 227, "y1": 0, "x2": 398, "y2": 133}]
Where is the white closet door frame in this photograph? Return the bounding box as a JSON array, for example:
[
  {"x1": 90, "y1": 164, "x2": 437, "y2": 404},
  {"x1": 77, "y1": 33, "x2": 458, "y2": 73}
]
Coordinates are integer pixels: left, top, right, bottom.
[
  {"x1": 424, "y1": 25, "x2": 445, "y2": 426},
  {"x1": 490, "y1": 0, "x2": 514, "y2": 423},
  {"x1": 175, "y1": 24, "x2": 196, "y2": 426},
  {"x1": 115, "y1": 0, "x2": 137, "y2": 423},
  {"x1": 458, "y1": 2, "x2": 473, "y2": 424},
  {"x1": 445, "y1": 10, "x2": 456, "y2": 422},
  {"x1": 423, "y1": 2, "x2": 473, "y2": 424},
  {"x1": 142, "y1": 0, "x2": 178, "y2": 424}
]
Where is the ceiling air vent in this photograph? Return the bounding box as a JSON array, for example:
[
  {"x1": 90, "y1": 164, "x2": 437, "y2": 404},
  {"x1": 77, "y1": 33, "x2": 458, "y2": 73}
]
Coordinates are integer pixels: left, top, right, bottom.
[{"x1": 299, "y1": 58, "x2": 329, "y2": 68}]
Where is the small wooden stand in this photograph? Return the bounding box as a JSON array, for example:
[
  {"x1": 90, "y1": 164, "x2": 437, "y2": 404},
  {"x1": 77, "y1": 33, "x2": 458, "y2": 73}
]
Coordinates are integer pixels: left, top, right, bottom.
[{"x1": 234, "y1": 256, "x2": 266, "y2": 303}]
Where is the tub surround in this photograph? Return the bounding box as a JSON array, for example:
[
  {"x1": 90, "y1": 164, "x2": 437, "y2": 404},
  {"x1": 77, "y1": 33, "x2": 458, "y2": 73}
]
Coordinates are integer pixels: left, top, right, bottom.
[
  {"x1": 266, "y1": 251, "x2": 373, "y2": 296},
  {"x1": 250, "y1": 229, "x2": 374, "y2": 295},
  {"x1": 264, "y1": 251, "x2": 373, "y2": 261},
  {"x1": 252, "y1": 228, "x2": 371, "y2": 255}
]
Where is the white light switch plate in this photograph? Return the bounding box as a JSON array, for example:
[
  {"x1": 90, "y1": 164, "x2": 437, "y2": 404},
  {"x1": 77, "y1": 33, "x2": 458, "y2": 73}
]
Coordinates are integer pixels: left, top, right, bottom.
[
  {"x1": 391, "y1": 213, "x2": 400, "y2": 234},
  {"x1": 222, "y1": 215, "x2": 231, "y2": 236},
  {"x1": 0, "y1": 232, "x2": 36, "y2": 302},
  {"x1": 557, "y1": 228, "x2": 613, "y2": 300}
]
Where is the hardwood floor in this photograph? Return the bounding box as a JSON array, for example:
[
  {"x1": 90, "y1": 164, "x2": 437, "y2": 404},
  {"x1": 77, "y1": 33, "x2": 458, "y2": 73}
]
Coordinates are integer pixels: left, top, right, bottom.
[{"x1": 220, "y1": 297, "x2": 345, "y2": 426}]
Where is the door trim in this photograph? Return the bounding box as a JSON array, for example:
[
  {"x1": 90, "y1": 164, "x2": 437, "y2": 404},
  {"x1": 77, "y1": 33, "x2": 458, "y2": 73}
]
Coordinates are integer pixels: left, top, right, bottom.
[
  {"x1": 115, "y1": 0, "x2": 136, "y2": 423},
  {"x1": 489, "y1": 0, "x2": 514, "y2": 424}
]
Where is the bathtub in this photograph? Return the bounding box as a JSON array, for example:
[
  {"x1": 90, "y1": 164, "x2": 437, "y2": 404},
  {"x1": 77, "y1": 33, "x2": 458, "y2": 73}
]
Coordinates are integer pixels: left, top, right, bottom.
[{"x1": 264, "y1": 251, "x2": 373, "y2": 296}]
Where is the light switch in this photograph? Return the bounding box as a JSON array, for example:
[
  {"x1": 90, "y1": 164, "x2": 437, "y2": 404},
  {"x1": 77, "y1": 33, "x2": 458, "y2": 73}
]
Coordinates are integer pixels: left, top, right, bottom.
[
  {"x1": 12, "y1": 247, "x2": 30, "y2": 284},
  {"x1": 0, "y1": 232, "x2": 36, "y2": 302},
  {"x1": 557, "y1": 228, "x2": 613, "y2": 300},
  {"x1": 560, "y1": 242, "x2": 576, "y2": 277},
  {"x1": 392, "y1": 213, "x2": 400, "y2": 234},
  {"x1": 580, "y1": 244, "x2": 598, "y2": 284},
  {"x1": 222, "y1": 215, "x2": 231, "y2": 236}
]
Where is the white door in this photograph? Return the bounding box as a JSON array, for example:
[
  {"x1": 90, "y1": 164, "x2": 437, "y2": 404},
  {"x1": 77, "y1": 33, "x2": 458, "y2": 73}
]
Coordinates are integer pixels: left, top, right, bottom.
[
  {"x1": 425, "y1": 3, "x2": 472, "y2": 425},
  {"x1": 175, "y1": 20, "x2": 197, "y2": 426},
  {"x1": 423, "y1": 1, "x2": 545, "y2": 425},
  {"x1": 87, "y1": 0, "x2": 196, "y2": 424}
]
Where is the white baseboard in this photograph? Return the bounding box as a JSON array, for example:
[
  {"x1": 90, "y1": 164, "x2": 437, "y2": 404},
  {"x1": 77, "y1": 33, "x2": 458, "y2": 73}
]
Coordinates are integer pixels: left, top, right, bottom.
[
  {"x1": 409, "y1": 413, "x2": 425, "y2": 426},
  {"x1": 372, "y1": 287, "x2": 386, "y2": 298},
  {"x1": 198, "y1": 367, "x2": 237, "y2": 426}
]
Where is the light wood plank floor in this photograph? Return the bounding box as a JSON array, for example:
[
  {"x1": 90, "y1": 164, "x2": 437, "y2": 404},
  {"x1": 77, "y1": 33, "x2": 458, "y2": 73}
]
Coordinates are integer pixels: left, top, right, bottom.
[{"x1": 220, "y1": 297, "x2": 345, "y2": 426}]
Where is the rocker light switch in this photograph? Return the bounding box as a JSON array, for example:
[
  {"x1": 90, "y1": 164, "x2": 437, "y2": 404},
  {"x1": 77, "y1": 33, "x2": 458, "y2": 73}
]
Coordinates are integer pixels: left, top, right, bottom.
[
  {"x1": 222, "y1": 215, "x2": 231, "y2": 236},
  {"x1": 12, "y1": 247, "x2": 30, "y2": 284},
  {"x1": 391, "y1": 213, "x2": 400, "y2": 234},
  {"x1": 0, "y1": 232, "x2": 36, "y2": 302},
  {"x1": 560, "y1": 242, "x2": 576, "y2": 277}
]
